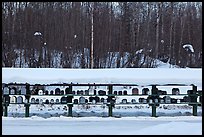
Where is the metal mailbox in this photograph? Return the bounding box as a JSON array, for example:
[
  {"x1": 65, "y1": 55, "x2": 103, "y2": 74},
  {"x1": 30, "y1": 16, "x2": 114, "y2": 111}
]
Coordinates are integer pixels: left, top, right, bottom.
[
  {"x1": 50, "y1": 99, "x2": 54, "y2": 104},
  {"x1": 73, "y1": 99, "x2": 78, "y2": 104},
  {"x1": 79, "y1": 96, "x2": 86, "y2": 104},
  {"x1": 17, "y1": 96, "x2": 23, "y2": 103},
  {"x1": 55, "y1": 88, "x2": 61, "y2": 95},
  {"x1": 10, "y1": 96, "x2": 17, "y2": 103},
  {"x1": 121, "y1": 99, "x2": 127, "y2": 104},
  {"x1": 142, "y1": 88, "x2": 149, "y2": 95},
  {"x1": 172, "y1": 88, "x2": 180, "y2": 95},
  {"x1": 131, "y1": 99, "x2": 136, "y2": 104},
  {"x1": 132, "y1": 88, "x2": 139, "y2": 95},
  {"x1": 61, "y1": 97, "x2": 67, "y2": 104},
  {"x1": 21, "y1": 87, "x2": 26, "y2": 95},
  {"x1": 30, "y1": 98, "x2": 36, "y2": 104},
  {"x1": 3, "y1": 87, "x2": 10, "y2": 95}
]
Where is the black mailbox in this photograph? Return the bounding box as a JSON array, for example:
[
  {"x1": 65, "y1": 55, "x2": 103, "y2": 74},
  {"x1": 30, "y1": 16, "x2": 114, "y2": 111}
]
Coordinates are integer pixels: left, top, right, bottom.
[
  {"x1": 73, "y1": 99, "x2": 78, "y2": 104},
  {"x1": 101, "y1": 98, "x2": 105, "y2": 103},
  {"x1": 35, "y1": 99, "x2": 39, "y2": 104},
  {"x1": 30, "y1": 98, "x2": 36, "y2": 104},
  {"x1": 123, "y1": 90, "x2": 127, "y2": 95},
  {"x1": 50, "y1": 90, "x2": 54, "y2": 95},
  {"x1": 65, "y1": 87, "x2": 72, "y2": 94},
  {"x1": 131, "y1": 99, "x2": 136, "y2": 104},
  {"x1": 122, "y1": 99, "x2": 127, "y2": 104},
  {"x1": 50, "y1": 99, "x2": 54, "y2": 104},
  {"x1": 114, "y1": 91, "x2": 117, "y2": 95},
  {"x1": 61, "y1": 97, "x2": 67, "y2": 104},
  {"x1": 45, "y1": 90, "x2": 49, "y2": 95},
  {"x1": 89, "y1": 96, "x2": 94, "y2": 102},
  {"x1": 60, "y1": 90, "x2": 64, "y2": 95},
  {"x1": 98, "y1": 90, "x2": 106, "y2": 95},
  {"x1": 142, "y1": 88, "x2": 149, "y2": 95},
  {"x1": 172, "y1": 88, "x2": 180, "y2": 95},
  {"x1": 45, "y1": 99, "x2": 49, "y2": 104},
  {"x1": 55, "y1": 88, "x2": 61, "y2": 95},
  {"x1": 95, "y1": 96, "x2": 100, "y2": 103},
  {"x1": 4, "y1": 95, "x2": 10, "y2": 104},
  {"x1": 118, "y1": 91, "x2": 122, "y2": 95}
]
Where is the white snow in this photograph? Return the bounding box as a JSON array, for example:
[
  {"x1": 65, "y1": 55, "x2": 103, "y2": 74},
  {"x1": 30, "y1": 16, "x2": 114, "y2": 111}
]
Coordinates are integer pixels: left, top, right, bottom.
[
  {"x1": 2, "y1": 67, "x2": 202, "y2": 135},
  {"x1": 34, "y1": 31, "x2": 42, "y2": 36},
  {"x1": 183, "y1": 44, "x2": 194, "y2": 53}
]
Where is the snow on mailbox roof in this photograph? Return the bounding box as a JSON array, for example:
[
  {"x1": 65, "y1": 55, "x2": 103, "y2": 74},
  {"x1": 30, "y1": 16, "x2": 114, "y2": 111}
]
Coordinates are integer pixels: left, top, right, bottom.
[{"x1": 2, "y1": 68, "x2": 202, "y2": 88}]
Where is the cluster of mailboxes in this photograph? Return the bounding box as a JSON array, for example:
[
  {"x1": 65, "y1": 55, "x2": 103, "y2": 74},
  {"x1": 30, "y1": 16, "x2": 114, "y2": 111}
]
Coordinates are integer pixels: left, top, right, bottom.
[
  {"x1": 2, "y1": 84, "x2": 202, "y2": 105},
  {"x1": 1, "y1": 86, "x2": 182, "y2": 96}
]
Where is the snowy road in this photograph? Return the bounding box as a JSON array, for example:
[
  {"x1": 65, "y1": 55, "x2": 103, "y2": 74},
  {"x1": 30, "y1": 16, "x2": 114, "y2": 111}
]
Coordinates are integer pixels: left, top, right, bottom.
[{"x1": 2, "y1": 116, "x2": 202, "y2": 135}]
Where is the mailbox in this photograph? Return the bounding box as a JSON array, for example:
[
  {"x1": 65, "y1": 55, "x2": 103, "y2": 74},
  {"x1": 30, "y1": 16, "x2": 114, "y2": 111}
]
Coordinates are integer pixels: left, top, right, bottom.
[
  {"x1": 10, "y1": 96, "x2": 17, "y2": 103},
  {"x1": 85, "y1": 90, "x2": 89, "y2": 95},
  {"x1": 38, "y1": 90, "x2": 43, "y2": 95},
  {"x1": 10, "y1": 87, "x2": 17, "y2": 95},
  {"x1": 50, "y1": 90, "x2": 54, "y2": 95},
  {"x1": 121, "y1": 99, "x2": 127, "y2": 104},
  {"x1": 17, "y1": 96, "x2": 23, "y2": 103},
  {"x1": 132, "y1": 88, "x2": 139, "y2": 95},
  {"x1": 139, "y1": 98, "x2": 144, "y2": 103},
  {"x1": 172, "y1": 88, "x2": 180, "y2": 95},
  {"x1": 114, "y1": 91, "x2": 117, "y2": 95},
  {"x1": 45, "y1": 99, "x2": 49, "y2": 104},
  {"x1": 158, "y1": 90, "x2": 167, "y2": 95},
  {"x1": 142, "y1": 88, "x2": 149, "y2": 95},
  {"x1": 65, "y1": 87, "x2": 72, "y2": 94},
  {"x1": 73, "y1": 99, "x2": 78, "y2": 104},
  {"x1": 50, "y1": 99, "x2": 54, "y2": 104},
  {"x1": 39, "y1": 99, "x2": 44, "y2": 104},
  {"x1": 123, "y1": 90, "x2": 127, "y2": 95},
  {"x1": 30, "y1": 98, "x2": 36, "y2": 104},
  {"x1": 92, "y1": 99, "x2": 96, "y2": 104},
  {"x1": 79, "y1": 96, "x2": 86, "y2": 104},
  {"x1": 4, "y1": 95, "x2": 10, "y2": 104},
  {"x1": 171, "y1": 98, "x2": 177, "y2": 103},
  {"x1": 160, "y1": 98, "x2": 164, "y2": 103},
  {"x1": 101, "y1": 98, "x2": 105, "y2": 103},
  {"x1": 95, "y1": 96, "x2": 100, "y2": 103},
  {"x1": 61, "y1": 97, "x2": 67, "y2": 104},
  {"x1": 131, "y1": 99, "x2": 136, "y2": 104},
  {"x1": 143, "y1": 99, "x2": 147, "y2": 103},
  {"x1": 45, "y1": 90, "x2": 49, "y2": 95},
  {"x1": 103, "y1": 99, "x2": 107, "y2": 104},
  {"x1": 3, "y1": 87, "x2": 10, "y2": 95},
  {"x1": 35, "y1": 99, "x2": 39, "y2": 104},
  {"x1": 98, "y1": 90, "x2": 106, "y2": 95},
  {"x1": 118, "y1": 91, "x2": 122, "y2": 95},
  {"x1": 55, "y1": 88, "x2": 61, "y2": 95},
  {"x1": 149, "y1": 99, "x2": 153, "y2": 104},
  {"x1": 89, "y1": 96, "x2": 94, "y2": 102},
  {"x1": 164, "y1": 96, "x2": 171, "y2": 103},
  {"x1": 21, "y1": 87, "x2": 26, "y2": 95},
  {"x1": 60, "y1": 90, "x2": 64, "y2": 95}
]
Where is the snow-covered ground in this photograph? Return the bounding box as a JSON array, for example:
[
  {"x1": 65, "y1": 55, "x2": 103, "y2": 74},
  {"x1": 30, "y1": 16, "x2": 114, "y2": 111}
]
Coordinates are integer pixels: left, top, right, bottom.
[
  {"x1": 2, "y1": 67, "x2": 202, "y2": 135},
  {"x1": 2, "y1": 116, "x2": 202, "y2": 135}
]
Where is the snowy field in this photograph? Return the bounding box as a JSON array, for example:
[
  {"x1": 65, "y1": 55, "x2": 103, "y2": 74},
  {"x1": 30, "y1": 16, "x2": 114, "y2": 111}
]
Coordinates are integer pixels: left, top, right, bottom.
[{"x1": 2, "y1": 67, "x2": 202, "y2": 135}]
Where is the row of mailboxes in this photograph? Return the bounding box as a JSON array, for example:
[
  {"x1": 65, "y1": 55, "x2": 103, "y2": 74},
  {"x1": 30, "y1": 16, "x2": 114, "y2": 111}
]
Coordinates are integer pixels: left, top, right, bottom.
[
  {"x1": 3, "y1": 86, "x2": 183, "y2": 96},
  {"x1": 3, "y1": 95, "x2": 202, "y2": 105},
  {"x1": 3, "y1": 86, "x2": 27, "y2": 95}
]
